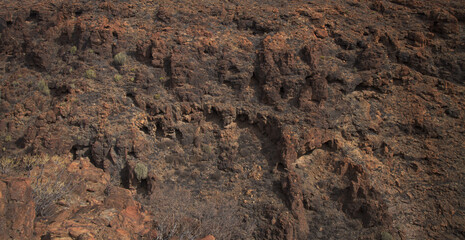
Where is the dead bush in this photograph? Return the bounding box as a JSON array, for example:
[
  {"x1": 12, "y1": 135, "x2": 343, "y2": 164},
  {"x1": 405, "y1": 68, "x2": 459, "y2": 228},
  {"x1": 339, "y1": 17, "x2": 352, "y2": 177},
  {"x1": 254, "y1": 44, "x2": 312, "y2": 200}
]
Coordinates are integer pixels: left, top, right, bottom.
[
  {"x1": 32, "y1": 167, "x2": 75, "y2": 217},
  {"x1": 147, "y1": 186, "x2": 254, "y2": 240},
  {"x1": 28, "y1": 155, "x2": 76, "y2": 218}
]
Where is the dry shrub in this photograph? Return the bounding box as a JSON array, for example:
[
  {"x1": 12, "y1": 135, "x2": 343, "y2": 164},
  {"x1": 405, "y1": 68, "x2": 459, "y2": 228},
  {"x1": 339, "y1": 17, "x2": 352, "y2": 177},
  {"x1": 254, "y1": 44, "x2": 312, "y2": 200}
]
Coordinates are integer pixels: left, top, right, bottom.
[
  {"x1": 29, "y1": 155, "x2": 76, "y2": 217},
  {"x1": 1, "y1": 154, "x2": 66, "y2": 175},
  {"x1": 0, "y1": 153, "x2": 75, "y2": 218},
  {"x1": 22, "y1": 154, "x2": 53, "y2": 170},
  {"x1": 0, "y1": 156, "x2": 18, "y2": 174},
  {"x1": 1, "y1": 154, "x2": 76, "y2": 217},
  {"x1": 148, "y1": 186, "x2": 254, "y2": 240},
  {"x1": 32, "y1": 168, "x2": 75, "y2": 217}
]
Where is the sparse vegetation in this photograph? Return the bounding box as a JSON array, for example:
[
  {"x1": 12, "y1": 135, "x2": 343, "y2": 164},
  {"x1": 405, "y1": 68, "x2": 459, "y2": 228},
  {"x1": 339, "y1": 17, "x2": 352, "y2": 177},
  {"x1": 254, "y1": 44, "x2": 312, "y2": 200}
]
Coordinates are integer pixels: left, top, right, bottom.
[
  {"x1": 134, "y1": 162, "x2": 148, "y2": 181},
  {"x1": 22, "y1": 154, "x2": 55, "y2": 171},
  {"x1": 32, "y1": 167, "x2": 75, "y2": 217},
  {"x1": 37, "y1": 79, "x2": 50, "y2": 96},
  {"x1": 69, "y1": 46, "x2": 77, "y2": 55},
  {"x1": 23, "y1": 154, "x2": 75, "y2": 217},
  {"x1": 4, "y1": 134, "x2": 12, "y2": 142},
  {"x1": 1, "y1": 0, "x2": 463, "y2": 239},
  {"x1": 147, "y1": 186, "x2": 253, "y2": 240},
  {"x1": 202, "y1": 144, "x2": 212, "y2": 154},
  {"x1": 0, "y1": 156, "x2": 18, "y2": 174},
  {"x1": 380, "y1": 231, "x2": 393, "y2": 240},
  {"x1": 113, "y1": 52, "x2": 127, "y2": 66},
  {"x1": 1, "y1": 154, "x2": 67, "y2": 173},
  {"x1": 114, "y1": 74, "x2": 123, "y2": 82},
  {"x1": 1, "y1": 154, "x2": 74, "y2": 217},
  {"x1": 85, "y1": 69, "x2": 96, "y2": 79}
]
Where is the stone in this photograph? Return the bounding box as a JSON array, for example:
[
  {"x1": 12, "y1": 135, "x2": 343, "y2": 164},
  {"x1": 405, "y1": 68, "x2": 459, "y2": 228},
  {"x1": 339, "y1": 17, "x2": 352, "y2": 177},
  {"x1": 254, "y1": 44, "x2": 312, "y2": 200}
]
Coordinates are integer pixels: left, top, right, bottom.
[
  {"x1": 198, "y1": 235, "x2": 216, "y2": 240},
  {"x1": 0, "y1": 177, "x2": 35, "y2": 240},
  {"x1": 314, "y1": 28, "x2": 328, "y2": 39}
]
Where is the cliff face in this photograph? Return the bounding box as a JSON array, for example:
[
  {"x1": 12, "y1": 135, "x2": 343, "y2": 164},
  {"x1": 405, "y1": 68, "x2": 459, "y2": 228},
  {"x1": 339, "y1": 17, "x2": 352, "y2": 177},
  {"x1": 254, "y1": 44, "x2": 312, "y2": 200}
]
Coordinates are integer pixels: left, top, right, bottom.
[{"x1": 0, "y1": 0, "x2": 464, "y2": 239}]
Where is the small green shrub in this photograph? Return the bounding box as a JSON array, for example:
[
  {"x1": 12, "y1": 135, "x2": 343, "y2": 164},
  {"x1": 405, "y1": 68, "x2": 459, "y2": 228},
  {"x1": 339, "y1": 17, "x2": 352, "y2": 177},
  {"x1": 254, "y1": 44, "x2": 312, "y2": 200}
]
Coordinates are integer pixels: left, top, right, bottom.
[
  {"x1": 85, "y1": 69, "x2": 96, "y2": 79},
  {"x1": 88, "y1": 49, "x2": 94, "y2": 54},
  {"x1": 4, "y1": 135, "x2": 12, "y2": 142},
  {"x1": 114, "y1": 74, "x2": 123, "y2": 82},
  {"x1": 134, "y1": 162, "x2": 148, "y2": 181},
  {"x1": 69, "y1": 46, "x2": 77, "y2": 55},
  {"x1": 380, "y1": 231, "x2": 393, "y2": 240},
  {"x1": 37, "y1": 79, "x2": 50, "y2": 96},
  {"x1": 114, "y1": 52, "x2": 127, "y2": 66},
  {"x1": 202, "y1": 144, "x2": 212, "y2": 154},
  {"x1": 154, "y1": 93, "x2": 161, "y2": 100}
]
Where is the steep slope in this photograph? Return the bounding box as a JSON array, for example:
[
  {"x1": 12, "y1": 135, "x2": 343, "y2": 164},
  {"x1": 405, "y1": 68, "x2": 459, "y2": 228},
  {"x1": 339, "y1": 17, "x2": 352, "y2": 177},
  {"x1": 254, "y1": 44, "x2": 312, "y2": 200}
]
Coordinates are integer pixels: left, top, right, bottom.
[{"x1": 0, "y1": 0, "x2": 464, "y2": 239}]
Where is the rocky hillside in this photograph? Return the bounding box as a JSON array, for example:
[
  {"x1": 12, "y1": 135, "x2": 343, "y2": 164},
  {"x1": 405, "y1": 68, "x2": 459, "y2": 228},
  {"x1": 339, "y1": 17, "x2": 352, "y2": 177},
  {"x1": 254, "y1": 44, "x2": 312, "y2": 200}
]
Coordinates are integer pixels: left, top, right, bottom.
[{"x1": 0, "y1": 0, "x2": 464, "y2": 239}]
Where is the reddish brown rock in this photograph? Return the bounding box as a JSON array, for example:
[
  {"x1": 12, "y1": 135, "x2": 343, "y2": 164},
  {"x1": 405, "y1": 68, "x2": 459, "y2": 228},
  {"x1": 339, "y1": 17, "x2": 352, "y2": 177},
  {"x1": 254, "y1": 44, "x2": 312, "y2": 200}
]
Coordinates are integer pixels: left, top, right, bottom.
[
  {"x1": 0, "y1": 0, "x2": 464, "y2": 239},
  {"x1": 198, "y1": 235, "x2": 215, "y2": 240},
  {"x1": 281, "y1": 171, "x2": 308, "y2": 237},
  {"x1": 67, "y1": 158, "x2": 110, "y2": 195},
  {"x1": 0, "y1": 177, "x2": 35, "y2": 240},
  {"x1": 355, "y1": 44, "x2": 388, "y2": 71},
  {"x1": 429, "y1": 8, "x2": 460, "y2": 34},
  {"x1": 407, "y1": 31, "x2": 428, "y2": 47},
  {"x1": 314, "y1": 28, "x2": 328, "y2": 39},
  {"x1": 311, "y1": 74, "x2": 328, "y2": 102},
  {"x1": 110, "y1": 205, "x2": 152, "y2": 236}
]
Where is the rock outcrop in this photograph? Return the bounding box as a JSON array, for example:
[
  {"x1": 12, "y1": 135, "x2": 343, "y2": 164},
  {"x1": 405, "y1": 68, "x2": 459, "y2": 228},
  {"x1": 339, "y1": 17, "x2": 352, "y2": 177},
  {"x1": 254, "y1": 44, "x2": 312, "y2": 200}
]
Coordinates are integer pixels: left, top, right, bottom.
[{"x1": 0, "y1": 0, "x2": 464, "y2": 239}]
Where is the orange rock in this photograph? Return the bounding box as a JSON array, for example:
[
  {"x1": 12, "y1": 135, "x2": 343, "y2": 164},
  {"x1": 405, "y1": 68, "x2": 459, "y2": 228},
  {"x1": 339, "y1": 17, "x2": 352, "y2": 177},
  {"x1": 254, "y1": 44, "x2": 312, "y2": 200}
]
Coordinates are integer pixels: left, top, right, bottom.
[
  {"x1": 68, "y1": 158, "x2": 110, "y2": 195},
  {"x1": 104, "y1": 186, "x2": 138, "y2": 210},
  {"x1": 115, "y1": 229, "x2": 131, "y2": 240},
  {"x1": 314, "y1": 28, "x2": 328, "y2": 38},
  {"x1": 68, "y1": 227, "x2": 90, "y2": 238},
  {"x1": 198, "y1": 235, "x2": 215, "y2": 240}
]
